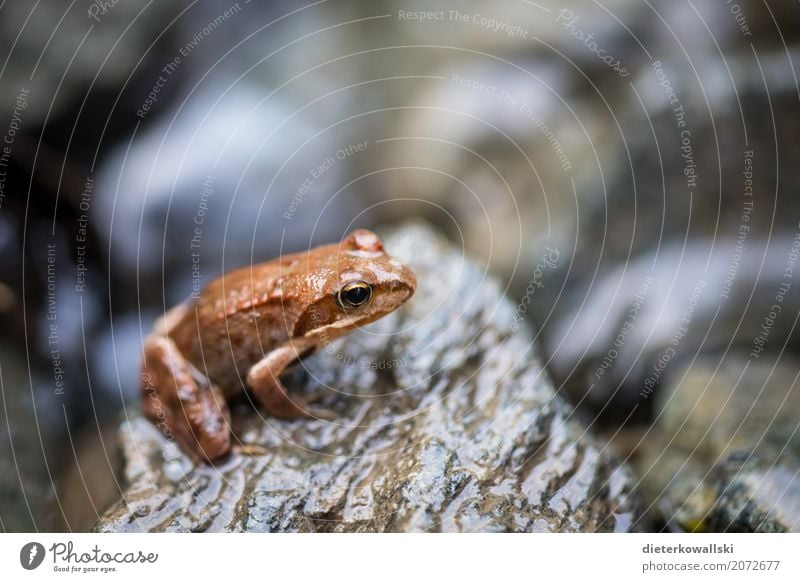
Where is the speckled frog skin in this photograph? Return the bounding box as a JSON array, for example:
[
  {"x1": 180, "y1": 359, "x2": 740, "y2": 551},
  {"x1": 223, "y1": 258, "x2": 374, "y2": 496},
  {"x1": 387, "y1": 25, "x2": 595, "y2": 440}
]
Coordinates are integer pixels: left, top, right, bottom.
[{"x1": 141, "y1": 229, "x2": 416, "y2": 463}]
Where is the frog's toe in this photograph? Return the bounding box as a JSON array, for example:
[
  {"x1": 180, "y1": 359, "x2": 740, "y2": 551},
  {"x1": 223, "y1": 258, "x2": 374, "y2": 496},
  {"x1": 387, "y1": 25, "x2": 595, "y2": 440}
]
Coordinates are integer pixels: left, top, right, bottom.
[
  {"x1": 177, "y1": 391, "x2": 232, "y2": 463},
  {"x1": 303, "y1": 402, "x2": 338, "y2": 422},
  {"x1": 259, "y1": 395, "x2": 337, "y2": 422}
]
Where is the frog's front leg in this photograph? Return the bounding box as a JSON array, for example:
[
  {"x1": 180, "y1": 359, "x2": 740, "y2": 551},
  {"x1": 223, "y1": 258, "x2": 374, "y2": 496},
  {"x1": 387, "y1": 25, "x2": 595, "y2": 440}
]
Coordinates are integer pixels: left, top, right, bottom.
[
  {"x1": 142, "y1": 335, "x2": 231, "y2": 462},
  {"x1": 246, "y1": 341, "x2": 333, "y2": 420}
]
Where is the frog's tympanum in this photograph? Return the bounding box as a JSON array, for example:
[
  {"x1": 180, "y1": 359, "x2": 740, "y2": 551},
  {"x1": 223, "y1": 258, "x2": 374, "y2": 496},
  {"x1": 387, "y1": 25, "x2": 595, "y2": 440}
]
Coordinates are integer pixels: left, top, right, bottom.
[{"x1": 141, "y1": 229, "x2": 416, "y2": 462}]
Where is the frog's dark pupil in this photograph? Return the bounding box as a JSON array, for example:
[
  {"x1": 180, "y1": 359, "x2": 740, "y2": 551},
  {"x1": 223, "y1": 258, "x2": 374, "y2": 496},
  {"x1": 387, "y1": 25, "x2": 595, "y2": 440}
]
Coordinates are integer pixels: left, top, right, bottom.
[
  {"x1": 345, "y1": 286, "x2": 368, "y2": 304},
  {"x1": 340, "y1": 282, "x2": 372, "y2": 308}
]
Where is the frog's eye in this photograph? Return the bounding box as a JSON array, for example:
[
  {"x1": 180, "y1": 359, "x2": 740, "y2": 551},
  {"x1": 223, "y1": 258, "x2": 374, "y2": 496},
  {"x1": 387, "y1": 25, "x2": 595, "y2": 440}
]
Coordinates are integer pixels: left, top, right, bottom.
[{"x1": 337, "y1": 281, "x2": 373, "y2": 309}]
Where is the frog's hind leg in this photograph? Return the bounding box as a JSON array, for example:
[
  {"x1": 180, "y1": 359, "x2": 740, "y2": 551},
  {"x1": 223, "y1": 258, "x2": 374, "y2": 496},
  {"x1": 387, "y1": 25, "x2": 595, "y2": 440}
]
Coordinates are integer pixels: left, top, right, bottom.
[
  {"x1": 141, "y1": 335, "x2": 231, "y2": 463},
  {"x1": 246, "y1": 343, "x2": 335, "y2": 421}
]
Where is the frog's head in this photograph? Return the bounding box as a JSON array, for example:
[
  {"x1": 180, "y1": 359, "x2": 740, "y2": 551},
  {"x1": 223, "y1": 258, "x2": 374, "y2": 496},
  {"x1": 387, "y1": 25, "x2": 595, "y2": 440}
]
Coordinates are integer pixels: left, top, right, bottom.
[{"x1": 296, "y1": 229, "x2": 416, "y2": 338}]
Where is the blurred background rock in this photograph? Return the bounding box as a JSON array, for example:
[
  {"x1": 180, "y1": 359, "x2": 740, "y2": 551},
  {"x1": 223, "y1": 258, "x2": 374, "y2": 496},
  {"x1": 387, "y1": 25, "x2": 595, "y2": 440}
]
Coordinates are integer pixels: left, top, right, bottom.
[{"x1": 0, "y1": 0, "x2": 798, "y2": 531}]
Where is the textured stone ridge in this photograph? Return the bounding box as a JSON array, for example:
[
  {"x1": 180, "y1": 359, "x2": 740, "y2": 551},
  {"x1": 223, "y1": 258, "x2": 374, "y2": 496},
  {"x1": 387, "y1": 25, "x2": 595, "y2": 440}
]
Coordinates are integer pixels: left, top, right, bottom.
[{"x1": 96, "y1": 224, "x2": 642, "y2": 532}]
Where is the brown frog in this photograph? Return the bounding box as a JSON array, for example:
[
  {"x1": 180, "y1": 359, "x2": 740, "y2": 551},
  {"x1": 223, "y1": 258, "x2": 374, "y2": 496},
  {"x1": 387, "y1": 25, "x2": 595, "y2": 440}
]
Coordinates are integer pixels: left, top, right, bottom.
[{"x1": 141, "y1": 229, "x2": 416, "y2": 463}]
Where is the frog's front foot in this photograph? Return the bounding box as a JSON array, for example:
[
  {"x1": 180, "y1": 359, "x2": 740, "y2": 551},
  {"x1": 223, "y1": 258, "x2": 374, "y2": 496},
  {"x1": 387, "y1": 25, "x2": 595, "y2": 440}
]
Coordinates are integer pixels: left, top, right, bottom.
[
  {"x1": 246, "y1": 344, "x2": 337, "y2": 421},
  {"x1": 141, "y1": 336, "x2": 232, "y2": 463}
]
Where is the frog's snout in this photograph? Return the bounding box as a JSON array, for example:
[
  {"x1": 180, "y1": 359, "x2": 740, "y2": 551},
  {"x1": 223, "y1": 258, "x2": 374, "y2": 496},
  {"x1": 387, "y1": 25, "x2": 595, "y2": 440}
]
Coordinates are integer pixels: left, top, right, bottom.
[
  {"x1": 391, "y1": 263, "x2": 416, "y2": 303},
  {"x1": 402, "y1": 264, "x2": 417, "y2": 297}
]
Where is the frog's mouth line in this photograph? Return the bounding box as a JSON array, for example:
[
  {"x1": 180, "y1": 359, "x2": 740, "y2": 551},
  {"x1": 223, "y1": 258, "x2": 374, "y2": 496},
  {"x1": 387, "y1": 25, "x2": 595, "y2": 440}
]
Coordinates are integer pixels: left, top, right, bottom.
[{"x1": 307, "y1": 310, "x2": 396, "y2": 339}]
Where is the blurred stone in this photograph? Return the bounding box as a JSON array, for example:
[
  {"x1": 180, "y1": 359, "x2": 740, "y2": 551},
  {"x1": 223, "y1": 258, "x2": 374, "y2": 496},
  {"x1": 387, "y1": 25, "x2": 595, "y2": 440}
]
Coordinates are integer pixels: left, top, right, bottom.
[
  {"x1": 544, "y1": 234, "x2": 800, "y2": 421},
  {"x1": 95, "y1": 223, "x2": 642, "y2": 532},
  {"x1": 638, "y1": 355, "x2": 800, "y2": 532},
  {"x1": 0, "y1": 1, "x2": 191, "y2": 122},
  {"x1": 0, "y1": 343, "x2": 65, "y2": 531},
  {"x1": 539, "y1": 47, "x2": 800, "y2": 420}
]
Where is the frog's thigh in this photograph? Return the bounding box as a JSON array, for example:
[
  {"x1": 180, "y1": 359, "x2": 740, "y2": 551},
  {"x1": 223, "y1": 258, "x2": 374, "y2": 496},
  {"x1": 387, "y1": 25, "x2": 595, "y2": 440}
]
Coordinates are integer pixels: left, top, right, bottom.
[
  {"x1": 246, "y1": 344, "x2": 312, "y2": 419},
  {"x1": 142, "y1": 335, "x2": 231, "y2": 462}
]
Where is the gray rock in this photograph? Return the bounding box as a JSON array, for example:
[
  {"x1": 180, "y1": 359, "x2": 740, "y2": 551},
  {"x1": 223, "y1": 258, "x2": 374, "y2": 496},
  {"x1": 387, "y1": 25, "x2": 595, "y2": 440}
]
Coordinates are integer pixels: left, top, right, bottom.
[
  {"x1": 95, "y1": 224, "x2": 642, "y2": 532},
  {"x1": 638, "y1": 355, "x2": 800, "y2": 532}
]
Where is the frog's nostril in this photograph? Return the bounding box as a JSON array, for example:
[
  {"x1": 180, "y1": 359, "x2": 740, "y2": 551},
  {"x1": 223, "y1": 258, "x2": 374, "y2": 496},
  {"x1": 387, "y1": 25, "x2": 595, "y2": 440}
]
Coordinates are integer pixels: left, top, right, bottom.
[{"x1": 391, "y1": 279, "x2": 415, "y2": 300}]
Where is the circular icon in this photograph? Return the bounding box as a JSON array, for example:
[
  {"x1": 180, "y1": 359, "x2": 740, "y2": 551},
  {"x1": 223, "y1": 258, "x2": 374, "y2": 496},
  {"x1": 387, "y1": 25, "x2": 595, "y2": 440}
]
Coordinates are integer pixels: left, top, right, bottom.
[{"x1": 19, "y1": 542, "x2": 45, "y2": 570}]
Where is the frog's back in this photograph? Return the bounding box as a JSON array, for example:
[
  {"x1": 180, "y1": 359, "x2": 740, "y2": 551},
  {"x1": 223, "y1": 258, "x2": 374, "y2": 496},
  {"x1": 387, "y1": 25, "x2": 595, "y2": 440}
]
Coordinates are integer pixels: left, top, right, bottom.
[{"x1": 168, "y1": 252, "x2": 311, "y2": 392}]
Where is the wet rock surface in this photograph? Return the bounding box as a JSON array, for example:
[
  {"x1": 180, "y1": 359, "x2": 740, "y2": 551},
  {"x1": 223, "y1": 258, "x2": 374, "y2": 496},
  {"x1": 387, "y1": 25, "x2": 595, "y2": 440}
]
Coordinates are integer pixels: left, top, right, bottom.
[
  {"x1": 637, "y1": 355, "x2": 800, "y2": 532},
  {"x1": 95, "y1": 224, "x2": 642, "y2": 532}
]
